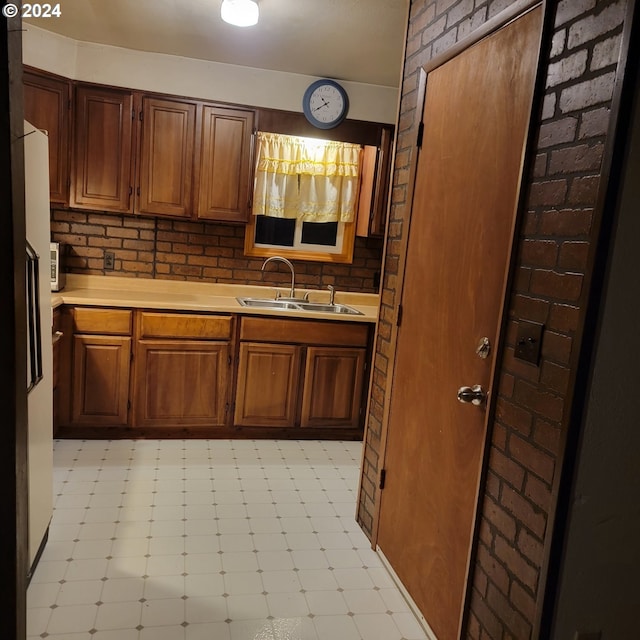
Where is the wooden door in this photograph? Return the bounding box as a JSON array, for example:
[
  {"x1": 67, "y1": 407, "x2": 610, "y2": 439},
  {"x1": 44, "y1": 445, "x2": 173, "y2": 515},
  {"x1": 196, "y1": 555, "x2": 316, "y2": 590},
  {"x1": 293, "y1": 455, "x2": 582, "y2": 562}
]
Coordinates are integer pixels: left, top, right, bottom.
[
  {"x1": 23, "y1": 70, "x2": 70, "y2": 204},
  {"x1": 71, "y1": 85, "x2": 134, "y2": 212},
  {"x1": 376, "y1": 8, "x2": 542, "y2": 640},
  {"x1": 234, "y1": 342, "x2": 302, "y2": 428},
  {"x1": 301, "y1": 346, "x2": 366, "y2": 428},
  {"x1": 137, "y1": 96, "x2": 196, "y2": 217},
  {"x1": 196, "y1": 105, "x2": 254, "y2": 222},
  {"x1": 71, "y1": 334, "x2": 131, "y2": 426},
  {"x1": 134, "y1": 340, "x2": 229, "y2": 428}
]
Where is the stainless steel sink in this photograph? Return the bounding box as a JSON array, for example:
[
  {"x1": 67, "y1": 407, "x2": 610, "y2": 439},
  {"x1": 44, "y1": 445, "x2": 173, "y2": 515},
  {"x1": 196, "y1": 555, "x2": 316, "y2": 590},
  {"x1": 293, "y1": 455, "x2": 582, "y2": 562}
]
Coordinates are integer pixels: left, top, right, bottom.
[
  {"x1": 295, "y1": 301, "x2": 363, "y2": 315},
  {"x1": 236, "y1": 297, "x2": 301, "y2": 310},
  {"x1": 236, "y1": 297, "x2": 363, "y2": 315}
]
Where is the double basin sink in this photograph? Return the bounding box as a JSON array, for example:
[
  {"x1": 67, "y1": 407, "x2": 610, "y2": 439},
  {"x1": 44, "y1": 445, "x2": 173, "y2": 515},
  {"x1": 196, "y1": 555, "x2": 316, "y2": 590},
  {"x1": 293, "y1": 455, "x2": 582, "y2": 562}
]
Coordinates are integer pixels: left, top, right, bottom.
[{"x1": 236, "y1": 297, "x2": 363, "y2": 315}]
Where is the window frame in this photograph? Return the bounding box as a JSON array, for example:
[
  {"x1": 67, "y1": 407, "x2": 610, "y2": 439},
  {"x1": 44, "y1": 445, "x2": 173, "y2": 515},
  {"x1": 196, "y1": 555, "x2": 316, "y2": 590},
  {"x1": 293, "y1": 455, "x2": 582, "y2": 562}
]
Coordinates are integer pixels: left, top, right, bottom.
[{"x1": 243, "y1": 215, "x2": 356, "y2": 264}]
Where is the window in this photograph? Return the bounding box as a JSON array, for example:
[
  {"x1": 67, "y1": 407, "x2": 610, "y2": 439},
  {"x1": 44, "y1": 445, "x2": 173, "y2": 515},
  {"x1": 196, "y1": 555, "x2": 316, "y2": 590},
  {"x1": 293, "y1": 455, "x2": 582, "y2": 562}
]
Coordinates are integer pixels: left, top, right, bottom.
[{"x1": 244, "y1": 132, "x2": 362, "y2": 263}]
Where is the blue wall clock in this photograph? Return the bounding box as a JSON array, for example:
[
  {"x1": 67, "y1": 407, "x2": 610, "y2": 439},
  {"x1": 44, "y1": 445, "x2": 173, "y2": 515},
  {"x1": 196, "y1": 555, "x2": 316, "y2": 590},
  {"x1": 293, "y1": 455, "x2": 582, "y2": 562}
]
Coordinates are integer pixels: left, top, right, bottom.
[{"x1": 302, "y1": 79, "x2": 349, "y2": 129}]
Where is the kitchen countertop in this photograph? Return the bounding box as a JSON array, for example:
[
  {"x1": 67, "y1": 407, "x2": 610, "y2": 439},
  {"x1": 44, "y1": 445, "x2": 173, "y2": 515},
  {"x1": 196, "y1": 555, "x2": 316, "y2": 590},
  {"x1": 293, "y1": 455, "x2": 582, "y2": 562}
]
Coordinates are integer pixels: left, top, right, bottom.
[{"x1": 52, "y1": 274, "x2": 380, "y2": 323}]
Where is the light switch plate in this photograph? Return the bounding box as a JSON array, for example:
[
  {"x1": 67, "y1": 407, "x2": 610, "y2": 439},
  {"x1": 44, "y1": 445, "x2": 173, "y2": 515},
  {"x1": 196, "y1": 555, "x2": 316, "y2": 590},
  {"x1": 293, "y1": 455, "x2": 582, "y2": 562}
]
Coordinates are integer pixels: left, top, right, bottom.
[{"x1": 514, "y1": 320, "x2": 544, "y2": 365}]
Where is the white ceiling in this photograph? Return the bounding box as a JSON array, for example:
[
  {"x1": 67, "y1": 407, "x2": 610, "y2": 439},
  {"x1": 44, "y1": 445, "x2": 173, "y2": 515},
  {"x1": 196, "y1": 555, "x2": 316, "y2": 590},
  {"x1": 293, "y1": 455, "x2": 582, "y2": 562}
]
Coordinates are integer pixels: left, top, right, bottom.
[{"x1": 24, "y1": 0, "x2": 409, "y2": 88}]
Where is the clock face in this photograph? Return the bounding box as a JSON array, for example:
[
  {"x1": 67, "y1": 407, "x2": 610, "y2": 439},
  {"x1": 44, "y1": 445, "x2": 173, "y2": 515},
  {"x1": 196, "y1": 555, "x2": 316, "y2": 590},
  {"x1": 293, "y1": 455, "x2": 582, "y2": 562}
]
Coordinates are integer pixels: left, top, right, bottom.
[{"x1": 303, "y1": 80, "x2": 349, "y2": 129}]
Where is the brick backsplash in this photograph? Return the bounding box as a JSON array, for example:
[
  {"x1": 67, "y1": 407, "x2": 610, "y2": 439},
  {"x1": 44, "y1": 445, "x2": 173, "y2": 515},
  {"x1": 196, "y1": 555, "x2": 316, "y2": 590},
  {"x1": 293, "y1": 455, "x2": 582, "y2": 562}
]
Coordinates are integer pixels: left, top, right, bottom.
[
  {"x1": 51, "y1": 209, "x2": 383, "y2": 294},
  {"x1": 357, "y1": 0, "x2": 632, "y2": 638}
]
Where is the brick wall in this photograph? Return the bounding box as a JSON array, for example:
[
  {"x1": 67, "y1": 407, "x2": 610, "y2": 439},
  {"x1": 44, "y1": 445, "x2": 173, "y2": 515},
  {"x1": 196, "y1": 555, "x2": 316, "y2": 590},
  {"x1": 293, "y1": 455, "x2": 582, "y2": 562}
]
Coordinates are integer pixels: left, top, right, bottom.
[
  {"x1": 50, "y1": 209, "x2": 383, "y2": 293},
  {"x1": 357, "y1": 0, "x2": 631, "y2": 637}
]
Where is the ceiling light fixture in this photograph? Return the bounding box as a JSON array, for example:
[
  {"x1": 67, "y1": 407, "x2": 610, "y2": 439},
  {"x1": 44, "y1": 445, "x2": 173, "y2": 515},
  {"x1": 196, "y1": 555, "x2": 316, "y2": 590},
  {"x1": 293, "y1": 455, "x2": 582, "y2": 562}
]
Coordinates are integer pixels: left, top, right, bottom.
[{"x1": 221, "y1": 0, "x2": 259, "y2": 27}]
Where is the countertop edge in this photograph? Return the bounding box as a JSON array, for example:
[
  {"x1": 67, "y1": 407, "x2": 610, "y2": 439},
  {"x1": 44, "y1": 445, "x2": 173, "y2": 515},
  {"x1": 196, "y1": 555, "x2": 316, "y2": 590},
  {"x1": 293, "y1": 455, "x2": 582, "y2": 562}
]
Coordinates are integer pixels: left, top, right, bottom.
[{"x1": 51, "y1": 275, "x2": 380, "y2": 324}]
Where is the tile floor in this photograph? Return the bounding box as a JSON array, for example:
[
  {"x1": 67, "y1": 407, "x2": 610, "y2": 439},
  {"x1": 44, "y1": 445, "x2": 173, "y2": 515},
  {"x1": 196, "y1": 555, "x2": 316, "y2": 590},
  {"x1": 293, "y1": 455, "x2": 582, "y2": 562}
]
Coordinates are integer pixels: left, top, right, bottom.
[{"x1": 27, "y1": 439, "x2": 428, "y2": 640}]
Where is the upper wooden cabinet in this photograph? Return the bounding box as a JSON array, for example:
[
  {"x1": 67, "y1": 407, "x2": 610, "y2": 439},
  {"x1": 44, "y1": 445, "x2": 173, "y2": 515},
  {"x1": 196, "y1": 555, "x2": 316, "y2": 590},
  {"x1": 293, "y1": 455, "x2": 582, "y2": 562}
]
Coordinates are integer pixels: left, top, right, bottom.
[
  {"x1": 369, "y1": 127, "x2": 394, "y2": 237},
  {"x1": 70, "y1": 83, "x2": 251, "y2": 221},
  {"x1": 195, "y1": 106, "x2": 255, "y2": 223},
  {"x1": 356, "y1": 126, "x2": 394, "y2": 238},
  {"x1": 137, "y1": 96, "x2": 197, "y2": 218},
  {"x1": 23, "y1": 69, "x2": 71, "y2": 205},
  {"x1": 25, "y1": 70, "x2": 391, "y2": 230},
  {"x1": 71, "y1": 85, "x2": 135, "y2": 212}
]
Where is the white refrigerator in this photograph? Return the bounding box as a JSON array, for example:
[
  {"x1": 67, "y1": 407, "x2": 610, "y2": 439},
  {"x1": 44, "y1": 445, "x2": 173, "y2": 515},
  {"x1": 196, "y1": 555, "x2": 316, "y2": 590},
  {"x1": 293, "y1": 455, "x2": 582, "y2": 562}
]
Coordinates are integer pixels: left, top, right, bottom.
[{"x1": 24, "y1": 121, "x2": 53, "y2": 578}]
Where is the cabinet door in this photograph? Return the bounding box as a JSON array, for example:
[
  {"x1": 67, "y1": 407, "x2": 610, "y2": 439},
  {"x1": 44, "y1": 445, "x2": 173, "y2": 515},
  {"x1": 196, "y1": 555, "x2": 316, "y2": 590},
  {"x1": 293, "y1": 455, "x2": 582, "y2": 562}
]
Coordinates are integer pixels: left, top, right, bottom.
[
  {"x1": 369, "y1": 127, "x2": 394, "y2": 237},
  {"x1": 196, "y1": 106, "x2": 254, "y2": 222},
  {"x1": 23, "y1": 70, "x2": 71, "y2": 205},
  {"x1": 71, "y1": 335, "x2": 131, "y2": 426},
  {"x1": 137, "y1": 96, "x2": 196, "y2": 217},
  {"x1": 301, "y1": 347, "x2": 366, "y2": 428},
  {"x1": 133, "y1": 340, "x2": 229, "y2": 428},
  {"x1": 234, "y1": 342, "x2": 302, "y2": 428},
  {"x1": 71, "y1": 85, "x2": 134, "y2": 212}
]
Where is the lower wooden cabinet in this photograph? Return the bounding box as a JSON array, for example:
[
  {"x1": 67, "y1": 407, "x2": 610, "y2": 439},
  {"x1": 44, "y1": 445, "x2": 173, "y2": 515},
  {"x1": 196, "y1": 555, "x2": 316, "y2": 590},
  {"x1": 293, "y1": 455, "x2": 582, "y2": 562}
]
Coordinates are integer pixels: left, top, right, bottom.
[
  {"x1": 301, "y1": 346, "x2": 366, "y2": 428},
  {"x1": 68, "y1": 308, "x2": 133, "y2": 429},
  {"x1": 71, "y1": 334, "x2": 132, "y2": 426},
  {"x1": 57, "y1": 306, "x2": 371, "y2": 438},
  {"x1": 234, "y1": 343, "x2": 302, "y2": 428},
  {"x1": 134, "y1": 340, "x2": 229, "y2": 428},
  {"x1": 234, "y1": 317, "x2": 370, "y2": 432},
  {"x1": 132, "y1": 311, "x2": 233, "y2": 430}
]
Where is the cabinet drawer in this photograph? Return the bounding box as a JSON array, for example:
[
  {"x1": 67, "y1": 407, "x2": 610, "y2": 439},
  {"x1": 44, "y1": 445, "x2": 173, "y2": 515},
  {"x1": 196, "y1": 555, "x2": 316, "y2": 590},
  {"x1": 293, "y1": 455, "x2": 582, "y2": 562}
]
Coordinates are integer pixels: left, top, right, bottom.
[
  {"x1": 138, "y1": 312, "x2": 233, "y2": 340},
  {"x1": 240, "y1": 316, "x2": 369, "y2": 347},
  {"x1": 73, "y1": 307, "x2": 132, "y2": 335}
]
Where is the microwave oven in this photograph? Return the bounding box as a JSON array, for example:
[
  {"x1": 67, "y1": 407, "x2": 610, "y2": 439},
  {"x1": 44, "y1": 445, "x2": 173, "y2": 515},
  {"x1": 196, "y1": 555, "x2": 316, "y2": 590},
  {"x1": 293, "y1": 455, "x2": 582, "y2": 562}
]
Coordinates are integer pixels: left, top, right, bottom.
[{"x1": 50, "y1": 242, "x2": 66, "y2": 292}]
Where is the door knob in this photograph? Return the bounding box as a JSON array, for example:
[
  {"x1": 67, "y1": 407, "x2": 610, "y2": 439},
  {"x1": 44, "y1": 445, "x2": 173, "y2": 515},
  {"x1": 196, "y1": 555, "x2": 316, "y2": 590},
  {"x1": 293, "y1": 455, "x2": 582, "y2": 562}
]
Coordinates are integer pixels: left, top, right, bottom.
[{"x1": 457, "y1": 385, "x2": 486, "y2": 406}]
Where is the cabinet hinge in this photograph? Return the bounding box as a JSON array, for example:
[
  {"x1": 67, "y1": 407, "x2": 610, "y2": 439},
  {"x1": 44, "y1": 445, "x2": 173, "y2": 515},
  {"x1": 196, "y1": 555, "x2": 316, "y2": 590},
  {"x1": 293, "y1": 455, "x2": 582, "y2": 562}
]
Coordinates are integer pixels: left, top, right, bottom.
[
  {"x1": 132, "y1": 108, "x2": 135, "y2": 120},
  {"x1": 379, "y1": 469, "x2": 387, "y2": 490},
  {"x1": 397, "y1": 304, "x2": 403, "y2": 327},
  {"x1": 68, "y1": 98, "x2": 72, "y2": 110},
  {"x1": 127, "y1": 400, "x2": 131, "y2": 410},
  {"x1": 139, "y1": 110, "x2": 143, "y2": 122},
  {"x1": 227, "y1": 354, "x2": 232, "y2": 366},
  {"x1": 416, "y1": 121, "x2": 424, "y2": 149}
]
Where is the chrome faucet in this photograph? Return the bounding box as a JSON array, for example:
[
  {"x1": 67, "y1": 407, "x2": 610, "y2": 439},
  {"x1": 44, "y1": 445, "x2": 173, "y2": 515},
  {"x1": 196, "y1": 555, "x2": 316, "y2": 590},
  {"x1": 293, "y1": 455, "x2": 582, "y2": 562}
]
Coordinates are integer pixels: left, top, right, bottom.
[
  {"x1": 261, "y1": 256, "x2": 296, "y2": 299},
  {"x1": 327, "y1": 284, "x2": 335, "y2": 305}
]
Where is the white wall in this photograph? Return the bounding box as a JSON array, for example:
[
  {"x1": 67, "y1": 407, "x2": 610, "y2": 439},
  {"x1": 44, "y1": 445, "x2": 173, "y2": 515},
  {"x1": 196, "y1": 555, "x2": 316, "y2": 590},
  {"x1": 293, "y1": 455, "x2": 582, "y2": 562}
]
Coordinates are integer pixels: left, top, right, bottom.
[{"x1": 22, "y1": 24, "x2": 399, "y2": 124}]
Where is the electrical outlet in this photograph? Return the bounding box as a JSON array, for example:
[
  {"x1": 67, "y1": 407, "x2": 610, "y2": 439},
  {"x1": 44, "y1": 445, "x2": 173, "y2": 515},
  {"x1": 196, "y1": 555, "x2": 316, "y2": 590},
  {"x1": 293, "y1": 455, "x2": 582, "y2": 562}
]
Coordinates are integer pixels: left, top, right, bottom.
[
  {"x1": 514, "y1": 320, "x2": 544, "y2": 365},
  {"x1": 104, "y1": 251, "x2": 115, "y2": 270}
]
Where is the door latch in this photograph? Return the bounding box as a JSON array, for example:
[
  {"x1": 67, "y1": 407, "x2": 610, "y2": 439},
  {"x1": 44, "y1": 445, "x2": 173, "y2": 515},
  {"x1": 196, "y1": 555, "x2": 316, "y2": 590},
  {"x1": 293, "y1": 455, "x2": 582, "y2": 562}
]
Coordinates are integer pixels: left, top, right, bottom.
[{"x1": 476, "y1": 337, "x2": 491, "y2": 359}]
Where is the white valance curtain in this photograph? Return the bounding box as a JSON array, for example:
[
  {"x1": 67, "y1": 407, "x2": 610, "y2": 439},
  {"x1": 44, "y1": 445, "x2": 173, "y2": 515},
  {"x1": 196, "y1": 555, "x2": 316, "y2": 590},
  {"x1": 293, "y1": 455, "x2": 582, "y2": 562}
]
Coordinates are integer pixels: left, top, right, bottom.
[{"x1": 252, "y1": 132, "x2": 361, "y2": 223}]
